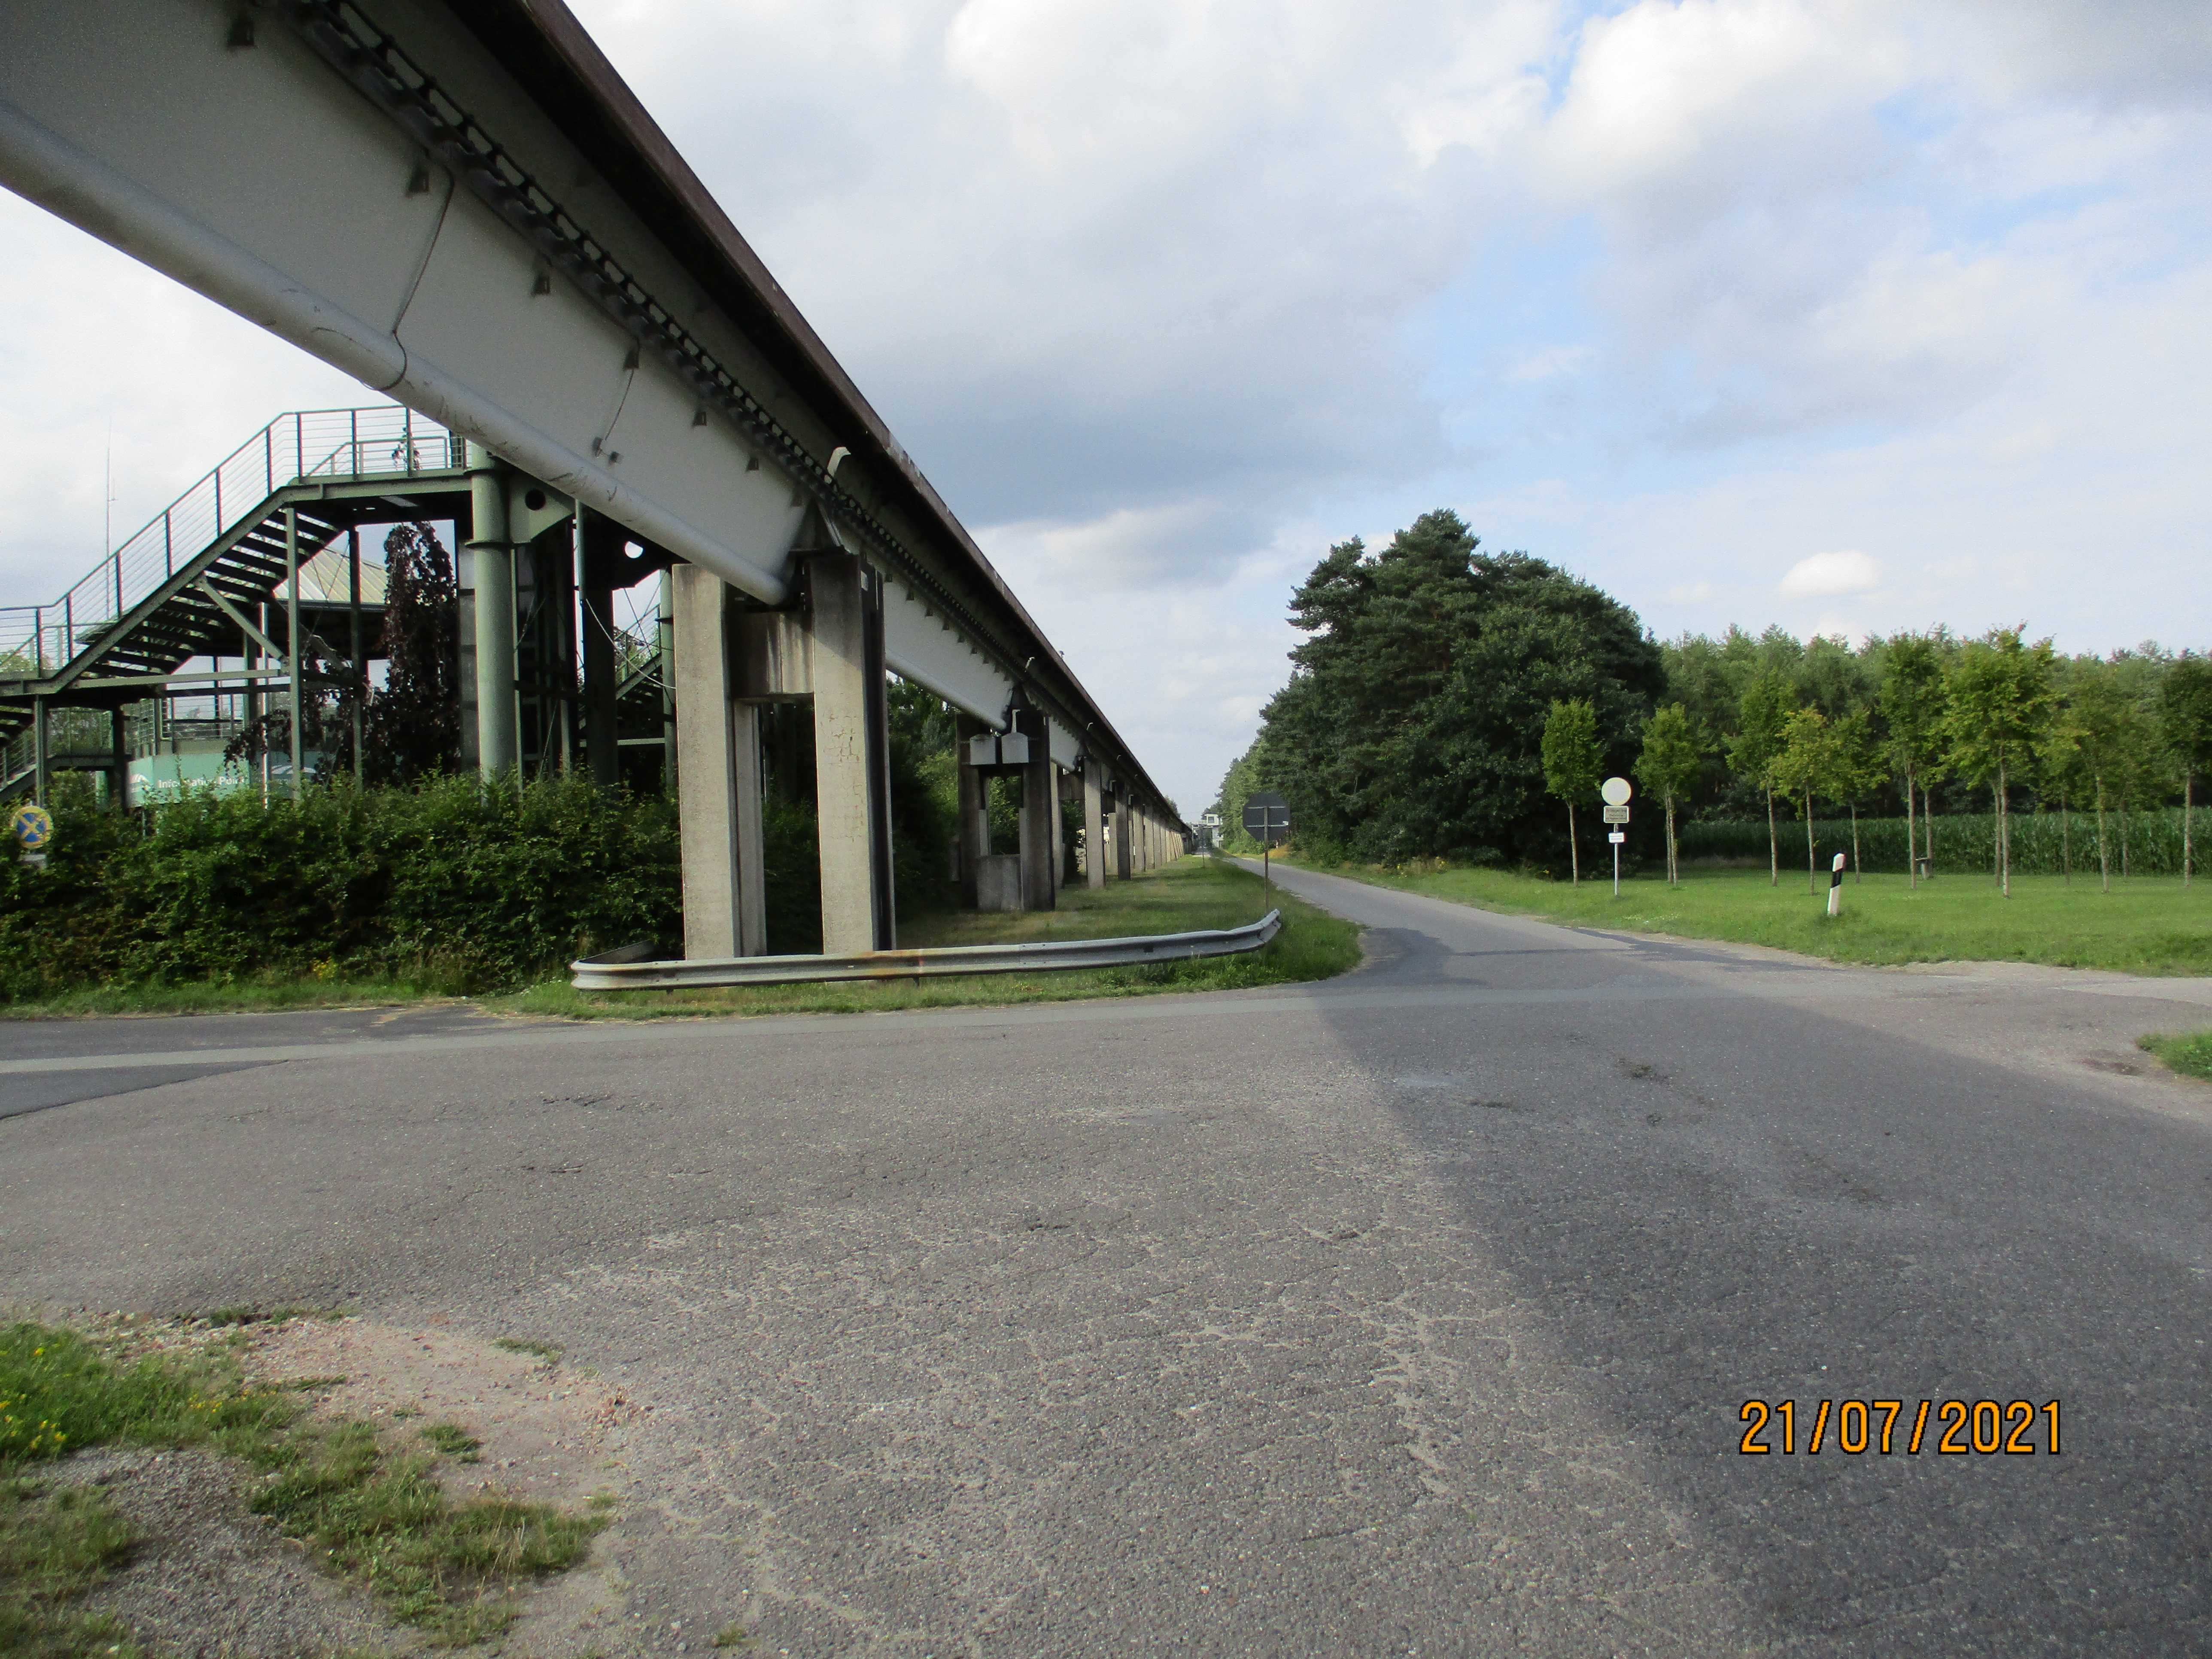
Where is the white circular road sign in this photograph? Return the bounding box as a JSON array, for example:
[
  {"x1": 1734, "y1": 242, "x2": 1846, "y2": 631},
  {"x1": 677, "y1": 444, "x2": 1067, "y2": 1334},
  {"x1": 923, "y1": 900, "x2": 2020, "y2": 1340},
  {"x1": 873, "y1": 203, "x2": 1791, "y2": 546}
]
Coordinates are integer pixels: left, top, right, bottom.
[{"x1": 1600, "y1": 776, "x2": 1632, "y2": 808}]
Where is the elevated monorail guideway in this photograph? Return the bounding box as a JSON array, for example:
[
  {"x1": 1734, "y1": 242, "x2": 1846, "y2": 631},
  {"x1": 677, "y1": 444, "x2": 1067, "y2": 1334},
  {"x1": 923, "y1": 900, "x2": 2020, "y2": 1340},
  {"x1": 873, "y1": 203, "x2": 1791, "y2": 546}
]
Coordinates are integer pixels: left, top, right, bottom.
[{"x1": 0, "y1": 0, "x2": 1185, "y2": 954}]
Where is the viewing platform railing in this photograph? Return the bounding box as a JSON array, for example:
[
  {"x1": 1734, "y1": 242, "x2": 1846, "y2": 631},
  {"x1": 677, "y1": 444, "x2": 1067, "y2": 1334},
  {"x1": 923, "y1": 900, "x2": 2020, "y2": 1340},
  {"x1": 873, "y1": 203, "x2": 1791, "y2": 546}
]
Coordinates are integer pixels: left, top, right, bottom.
[{"x1": 0, "y1": 406, "x2": 462, "y2": 682}]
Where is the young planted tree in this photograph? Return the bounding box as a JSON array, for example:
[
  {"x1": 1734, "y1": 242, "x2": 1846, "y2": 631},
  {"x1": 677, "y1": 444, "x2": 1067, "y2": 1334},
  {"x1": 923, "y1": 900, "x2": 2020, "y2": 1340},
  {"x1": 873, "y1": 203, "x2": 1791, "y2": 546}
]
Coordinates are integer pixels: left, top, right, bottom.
[
  {"x1": 1829, "y1": 709, "x2": 1884, "y2": 884},
  {"x1": 1727, "y1": 669, "x2": 1796, "y2": 887},
  {"x1": 1944, "y1": 627, "x2": 2056, "y2": 898},
  {"x1": 2163, "y1": 654, "x2": 2212, "y2": 886},
  {"x1": 1540, "y1": 698, "x2": 1603, "y2": 884},
  {"x1": 2036, "y1": 701, "x2": 2088, "y2": 884},
  {"x1": 1878, "y1": 632, "x2": 1948, "y2": 885},
  {"x1": 1635, "y1": 704, "x2": 1704, "y2": 886},
  {"x1": 2112, "y1": 694, "x2": 2162, "y2": 881},
  {"x1": 2068, "y1": 662, "x2": 2132, "y2": 893},
  {"x1": 1771, "y1": 706, "x2": 1834, "y2": 894}
]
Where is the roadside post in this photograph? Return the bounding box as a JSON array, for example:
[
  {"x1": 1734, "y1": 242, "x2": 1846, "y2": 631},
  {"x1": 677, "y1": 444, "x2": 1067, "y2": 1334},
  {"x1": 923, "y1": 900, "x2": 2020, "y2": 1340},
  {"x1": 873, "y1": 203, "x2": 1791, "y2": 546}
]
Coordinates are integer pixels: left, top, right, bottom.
[
  {"x1": 10, "y1": 802, "x2": 53, "y2": 871},
  {"x1": 1601, "y1": 777, "x2": 1632, "y2": 897},
  {"x1": 1242, "y1": 792, "x2": 1291, "y2": 918},
  {"x1": 1827, "y1": 851, "x2": 1846, "y2": 916}
]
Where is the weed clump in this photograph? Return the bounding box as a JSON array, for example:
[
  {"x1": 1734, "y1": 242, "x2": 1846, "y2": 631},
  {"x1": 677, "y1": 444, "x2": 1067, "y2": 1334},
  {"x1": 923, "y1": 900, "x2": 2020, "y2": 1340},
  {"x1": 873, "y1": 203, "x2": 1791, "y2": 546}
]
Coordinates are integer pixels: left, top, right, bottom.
[{"x1": 0, "y1": 1321, "x2": 602, "y2": 1646}]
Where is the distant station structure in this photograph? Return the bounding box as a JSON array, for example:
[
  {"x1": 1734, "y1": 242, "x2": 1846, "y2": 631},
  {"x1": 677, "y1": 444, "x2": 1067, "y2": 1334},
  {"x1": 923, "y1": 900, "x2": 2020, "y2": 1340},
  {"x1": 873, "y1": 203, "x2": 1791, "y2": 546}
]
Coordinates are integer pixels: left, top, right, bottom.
[{"x1": 0, "y1": 0, "x2": 1186, "y2": 955}]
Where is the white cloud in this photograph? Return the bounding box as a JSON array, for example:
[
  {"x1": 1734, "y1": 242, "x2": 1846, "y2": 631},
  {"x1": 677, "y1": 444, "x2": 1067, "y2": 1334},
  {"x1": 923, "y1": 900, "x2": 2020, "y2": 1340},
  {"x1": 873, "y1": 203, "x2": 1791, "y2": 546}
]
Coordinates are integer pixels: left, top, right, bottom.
[{"x1": 1780, "y1": 550, "x2": 1883, "y2": 598}]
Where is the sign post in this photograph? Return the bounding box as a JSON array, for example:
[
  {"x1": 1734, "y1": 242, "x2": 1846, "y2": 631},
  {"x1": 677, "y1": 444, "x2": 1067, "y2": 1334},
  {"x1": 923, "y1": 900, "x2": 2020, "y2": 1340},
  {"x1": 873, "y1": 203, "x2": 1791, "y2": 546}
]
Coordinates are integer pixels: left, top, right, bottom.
[
  {"x1": 1242, "y1": 792, "x2": 1291, "y2": 918},
  {"x1": 1600, "y1": 777, "x2": 1632, "y2": 896},
  {"x1": 1827, "y1": 851, "x2": 1846, "y2": 916}
]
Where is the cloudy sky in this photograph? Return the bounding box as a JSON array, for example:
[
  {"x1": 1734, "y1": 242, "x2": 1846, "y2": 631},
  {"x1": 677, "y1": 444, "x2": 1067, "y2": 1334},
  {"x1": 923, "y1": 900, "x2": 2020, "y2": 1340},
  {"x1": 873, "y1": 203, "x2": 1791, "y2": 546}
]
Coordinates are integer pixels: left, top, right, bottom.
[{"x1": 3, "y1": 0, "x2": 2207, "y2": 811}]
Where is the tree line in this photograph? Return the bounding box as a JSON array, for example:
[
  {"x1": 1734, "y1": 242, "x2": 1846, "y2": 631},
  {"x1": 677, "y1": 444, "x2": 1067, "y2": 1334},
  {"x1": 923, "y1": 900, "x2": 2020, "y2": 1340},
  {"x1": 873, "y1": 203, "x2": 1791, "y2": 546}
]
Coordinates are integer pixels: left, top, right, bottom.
[{"x1": 1212, "y1": 510, "x2": 2212, "y2": 892}]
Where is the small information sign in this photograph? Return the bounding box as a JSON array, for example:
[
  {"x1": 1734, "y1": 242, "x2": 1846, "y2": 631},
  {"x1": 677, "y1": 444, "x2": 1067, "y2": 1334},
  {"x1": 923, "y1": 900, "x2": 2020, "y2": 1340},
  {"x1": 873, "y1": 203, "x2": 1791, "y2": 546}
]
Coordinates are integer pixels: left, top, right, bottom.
[
  {"x1": 10, "y1": 803, "x2": 53, "y2": 858},
  {"x1": 1602, "y1": 804, "x2": 1629, "y2": 824},
  {"x1": 1608, "y1": 831, "x2": 1626, "y2": 845}
]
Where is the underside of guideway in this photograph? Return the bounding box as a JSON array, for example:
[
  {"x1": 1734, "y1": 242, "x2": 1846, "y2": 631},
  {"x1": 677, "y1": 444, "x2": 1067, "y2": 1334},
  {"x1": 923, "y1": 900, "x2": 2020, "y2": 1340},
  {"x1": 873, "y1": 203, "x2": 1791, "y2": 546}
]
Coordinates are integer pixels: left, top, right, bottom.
[{"x1": 0, "y1": 0, "x2": 1188, "y2": 952}]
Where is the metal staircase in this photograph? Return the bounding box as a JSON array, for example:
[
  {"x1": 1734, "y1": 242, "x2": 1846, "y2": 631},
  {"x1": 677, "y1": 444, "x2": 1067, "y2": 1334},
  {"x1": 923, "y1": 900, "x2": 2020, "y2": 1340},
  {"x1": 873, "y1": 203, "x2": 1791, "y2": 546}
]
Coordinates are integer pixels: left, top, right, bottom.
[{"x1": 0, "y1": 407, "x2": 471, "y2": 796}]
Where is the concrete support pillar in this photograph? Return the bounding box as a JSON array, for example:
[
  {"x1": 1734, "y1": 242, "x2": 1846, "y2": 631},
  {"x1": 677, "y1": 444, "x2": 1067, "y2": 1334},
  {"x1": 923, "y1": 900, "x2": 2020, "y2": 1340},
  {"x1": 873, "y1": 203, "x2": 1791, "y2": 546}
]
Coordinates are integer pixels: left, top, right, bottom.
[
  {"x1": 577, "y1": 509, "x2": 620, "y2": 787},
  {"x1": 1054, "y1": 772, "x2": 1073, "y2": 892},
  {"x1": 954, "y1": 714, "x2": 987, "y2": 908},
  {"x1": 1115, "y1": 799, "x2": 1132, "y2": 880},
  {"x1": 1083, "y1": 759, "x2": 1106, "y2": 889},
  {"x1": 672, "y1": 564, "x2": 767, "y2": 959},
  {"x1": 807, "y1": 552, "x2": 895, "y2": 953},
  {"x1": 465, "y1": 443, "x2": 519, "y2": 779},
  {"x1": 1018, "y1": 750, "x2": 1057, "y2": 913}
]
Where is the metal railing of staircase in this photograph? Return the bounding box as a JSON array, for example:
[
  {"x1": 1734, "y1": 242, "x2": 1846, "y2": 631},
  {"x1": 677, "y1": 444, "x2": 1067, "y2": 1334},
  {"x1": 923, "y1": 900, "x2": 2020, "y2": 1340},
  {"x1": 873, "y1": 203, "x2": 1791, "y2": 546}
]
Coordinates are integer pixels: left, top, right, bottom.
[{"x1": 0, "y1": 406, "x2": 463, "y2": 681}]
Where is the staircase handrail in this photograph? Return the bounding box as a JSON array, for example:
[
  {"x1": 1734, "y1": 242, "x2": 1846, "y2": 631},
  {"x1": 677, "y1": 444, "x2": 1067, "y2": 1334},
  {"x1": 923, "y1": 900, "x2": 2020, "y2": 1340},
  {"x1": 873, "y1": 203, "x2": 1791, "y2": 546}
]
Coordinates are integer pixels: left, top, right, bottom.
[{"x1": 0, "y1": 405, "x2": 462, "y2": 682}]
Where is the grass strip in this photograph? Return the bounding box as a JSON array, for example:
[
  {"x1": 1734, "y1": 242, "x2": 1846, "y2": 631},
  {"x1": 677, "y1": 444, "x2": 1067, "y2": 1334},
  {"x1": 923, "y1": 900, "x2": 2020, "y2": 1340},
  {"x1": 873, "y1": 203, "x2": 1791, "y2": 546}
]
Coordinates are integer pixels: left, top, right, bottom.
[
  {"x1": 1276, "y1": 860, "x2": 2212, "y2": 977},
  {"x1": 0, "y1": 861, "x2": 1361, "y2": 1021},
  {"x1": 0, "y1": 978, "x2": 456, "y2": 1021},
  {"x1": 2140, "y1": 1030, "x2": 2212, "y2": 1082},
  {"x1": 0, "y1": 1321, "x2": 602, "y2": 1649}
]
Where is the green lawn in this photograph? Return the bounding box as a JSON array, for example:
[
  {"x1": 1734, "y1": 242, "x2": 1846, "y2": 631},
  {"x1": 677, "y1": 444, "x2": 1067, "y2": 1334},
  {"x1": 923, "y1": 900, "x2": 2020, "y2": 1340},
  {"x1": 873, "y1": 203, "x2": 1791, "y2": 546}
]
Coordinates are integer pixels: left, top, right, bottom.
[
  {"x1": 1284, "y1": 860, "x2": 2212, "y2": 977},
  {"x1": 504, "y1": 857, "x2": 1360, "y2": 1019},
  {"x1": 2142, "y1": 1030, "x2": 2212, "y2": 1081}
]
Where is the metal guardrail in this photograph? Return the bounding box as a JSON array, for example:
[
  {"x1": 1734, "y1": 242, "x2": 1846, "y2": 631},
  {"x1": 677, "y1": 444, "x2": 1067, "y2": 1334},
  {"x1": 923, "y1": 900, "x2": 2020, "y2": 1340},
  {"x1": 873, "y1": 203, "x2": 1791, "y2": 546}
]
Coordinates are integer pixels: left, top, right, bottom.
[{"x1": 571, "y1": 910, "x2": 1283, "y2": 990}]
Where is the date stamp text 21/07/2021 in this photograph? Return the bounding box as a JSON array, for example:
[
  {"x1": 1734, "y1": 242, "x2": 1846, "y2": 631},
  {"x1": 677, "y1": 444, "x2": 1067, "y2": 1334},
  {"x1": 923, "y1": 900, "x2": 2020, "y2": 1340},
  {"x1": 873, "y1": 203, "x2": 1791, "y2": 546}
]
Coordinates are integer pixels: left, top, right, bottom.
[{"x1": 1739, "y1": 1399, "x2": 2061, "y2": 1456}]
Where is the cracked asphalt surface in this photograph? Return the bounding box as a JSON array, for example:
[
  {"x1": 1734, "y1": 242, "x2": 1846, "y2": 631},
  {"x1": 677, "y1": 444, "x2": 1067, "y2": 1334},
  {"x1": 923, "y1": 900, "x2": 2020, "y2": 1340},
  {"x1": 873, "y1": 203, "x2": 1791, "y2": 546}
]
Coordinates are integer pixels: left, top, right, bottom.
[{"x1": 6, "y1": 861, "x2": 2212, "y2": 1655}]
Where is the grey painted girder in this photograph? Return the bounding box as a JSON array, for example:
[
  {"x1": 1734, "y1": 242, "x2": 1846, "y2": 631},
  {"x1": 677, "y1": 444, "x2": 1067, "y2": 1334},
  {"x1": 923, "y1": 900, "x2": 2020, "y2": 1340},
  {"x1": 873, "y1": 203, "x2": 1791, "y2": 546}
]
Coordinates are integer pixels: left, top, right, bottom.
[
  {"x1": 0, "y1": 2, "x2": 803, "y2": 599},
  {"x1": 0, "y1": 0, "x2": 1038, "y2": 736}
]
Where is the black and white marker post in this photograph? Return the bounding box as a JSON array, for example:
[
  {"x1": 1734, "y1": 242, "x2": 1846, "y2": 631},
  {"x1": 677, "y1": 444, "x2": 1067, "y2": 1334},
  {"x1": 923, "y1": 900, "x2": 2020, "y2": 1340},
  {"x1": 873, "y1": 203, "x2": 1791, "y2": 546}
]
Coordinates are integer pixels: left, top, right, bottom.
[
  {"x1": 1601, "y1": 777, "x2": 1632, "y2": 896},
  {"x1": 1827, "y1": 850, "x2": 1847, "y2": 916}
]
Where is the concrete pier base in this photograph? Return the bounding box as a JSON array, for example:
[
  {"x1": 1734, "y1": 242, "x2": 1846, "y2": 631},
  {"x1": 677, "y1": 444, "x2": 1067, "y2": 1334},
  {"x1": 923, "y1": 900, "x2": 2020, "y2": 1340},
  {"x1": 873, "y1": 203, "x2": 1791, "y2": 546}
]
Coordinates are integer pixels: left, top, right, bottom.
[
  {"x1": 956, "y1": 714, "x2": 988, "y2": 909},
  {"x1": 672, "y1": 563, "x2": 767, "y2": 959},
  {"x1": 1017, "y1": 711, "x2": 1057, "y2": 913},
  {"x1": 1083, "y1": 759, "x2": 1107, "y2": 889},
  {"x1": 807, "y1": 551, "x2": 895, "y2": 954}
]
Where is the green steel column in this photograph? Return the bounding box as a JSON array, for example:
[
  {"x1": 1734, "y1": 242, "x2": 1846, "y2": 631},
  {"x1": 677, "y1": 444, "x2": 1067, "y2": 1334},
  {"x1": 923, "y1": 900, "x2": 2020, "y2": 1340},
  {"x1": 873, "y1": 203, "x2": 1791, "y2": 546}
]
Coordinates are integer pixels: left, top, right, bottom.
[
  {"x1": 31, "y1": 697, "x2": 48, "y2": 806},
  {"x1": 577, "y1": 506, "x2": 619, "y2": 787},
  {"x1": 465, "y1": 443, "x2": 518, "y2": 779},
  {"x1": 110, "y1": 707, "x2": 128, "y2": 810},
  {"x1": 347, "y1": 528, "x2": 365, "y2": 782},
  {"x1": 285, "y1": 506, "x2": 303, "y2": 798}
]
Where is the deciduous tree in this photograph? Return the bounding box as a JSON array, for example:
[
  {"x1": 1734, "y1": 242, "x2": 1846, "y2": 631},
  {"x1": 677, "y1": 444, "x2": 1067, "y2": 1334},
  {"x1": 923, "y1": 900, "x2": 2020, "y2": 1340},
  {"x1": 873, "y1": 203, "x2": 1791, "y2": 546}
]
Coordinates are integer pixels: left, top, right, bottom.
[
  {"x1": 1945, "y1": 627, "x2": 2055, "y2": 898},
  {"x1": 2162, "y1": 655, "x2": 2212, "y2": 886},
  {"x1": 1634, "y1": 704, "x2": 1703, "y2": 886},
  {"x1": 1541, "y1": 699, "x2": 1603, "y2": 884},
  {"x1": 1727, "y1": 669, "x2": 1796, "y2": 887},
  {"x1": 1772, "y1": 706, "x2": 1835, "y2": 893},
  {"x1": 1877, "y1": 632, "x2": 1948, "y2": 885}
]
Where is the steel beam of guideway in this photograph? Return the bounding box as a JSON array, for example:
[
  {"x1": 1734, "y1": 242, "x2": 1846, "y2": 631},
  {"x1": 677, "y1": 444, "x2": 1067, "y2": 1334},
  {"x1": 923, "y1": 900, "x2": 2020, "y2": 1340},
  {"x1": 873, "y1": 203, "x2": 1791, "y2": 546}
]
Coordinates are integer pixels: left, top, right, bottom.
[{"x1": 0, "y1": 0, "x2": 1182, "y2": 844}]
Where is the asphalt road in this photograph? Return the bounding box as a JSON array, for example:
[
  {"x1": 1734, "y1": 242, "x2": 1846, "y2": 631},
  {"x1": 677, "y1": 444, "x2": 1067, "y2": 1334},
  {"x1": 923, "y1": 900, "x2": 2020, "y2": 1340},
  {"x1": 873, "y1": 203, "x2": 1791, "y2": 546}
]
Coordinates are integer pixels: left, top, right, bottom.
[{"x1": 7, "y1": 863, "x2": 2212, "y2": 1656}]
